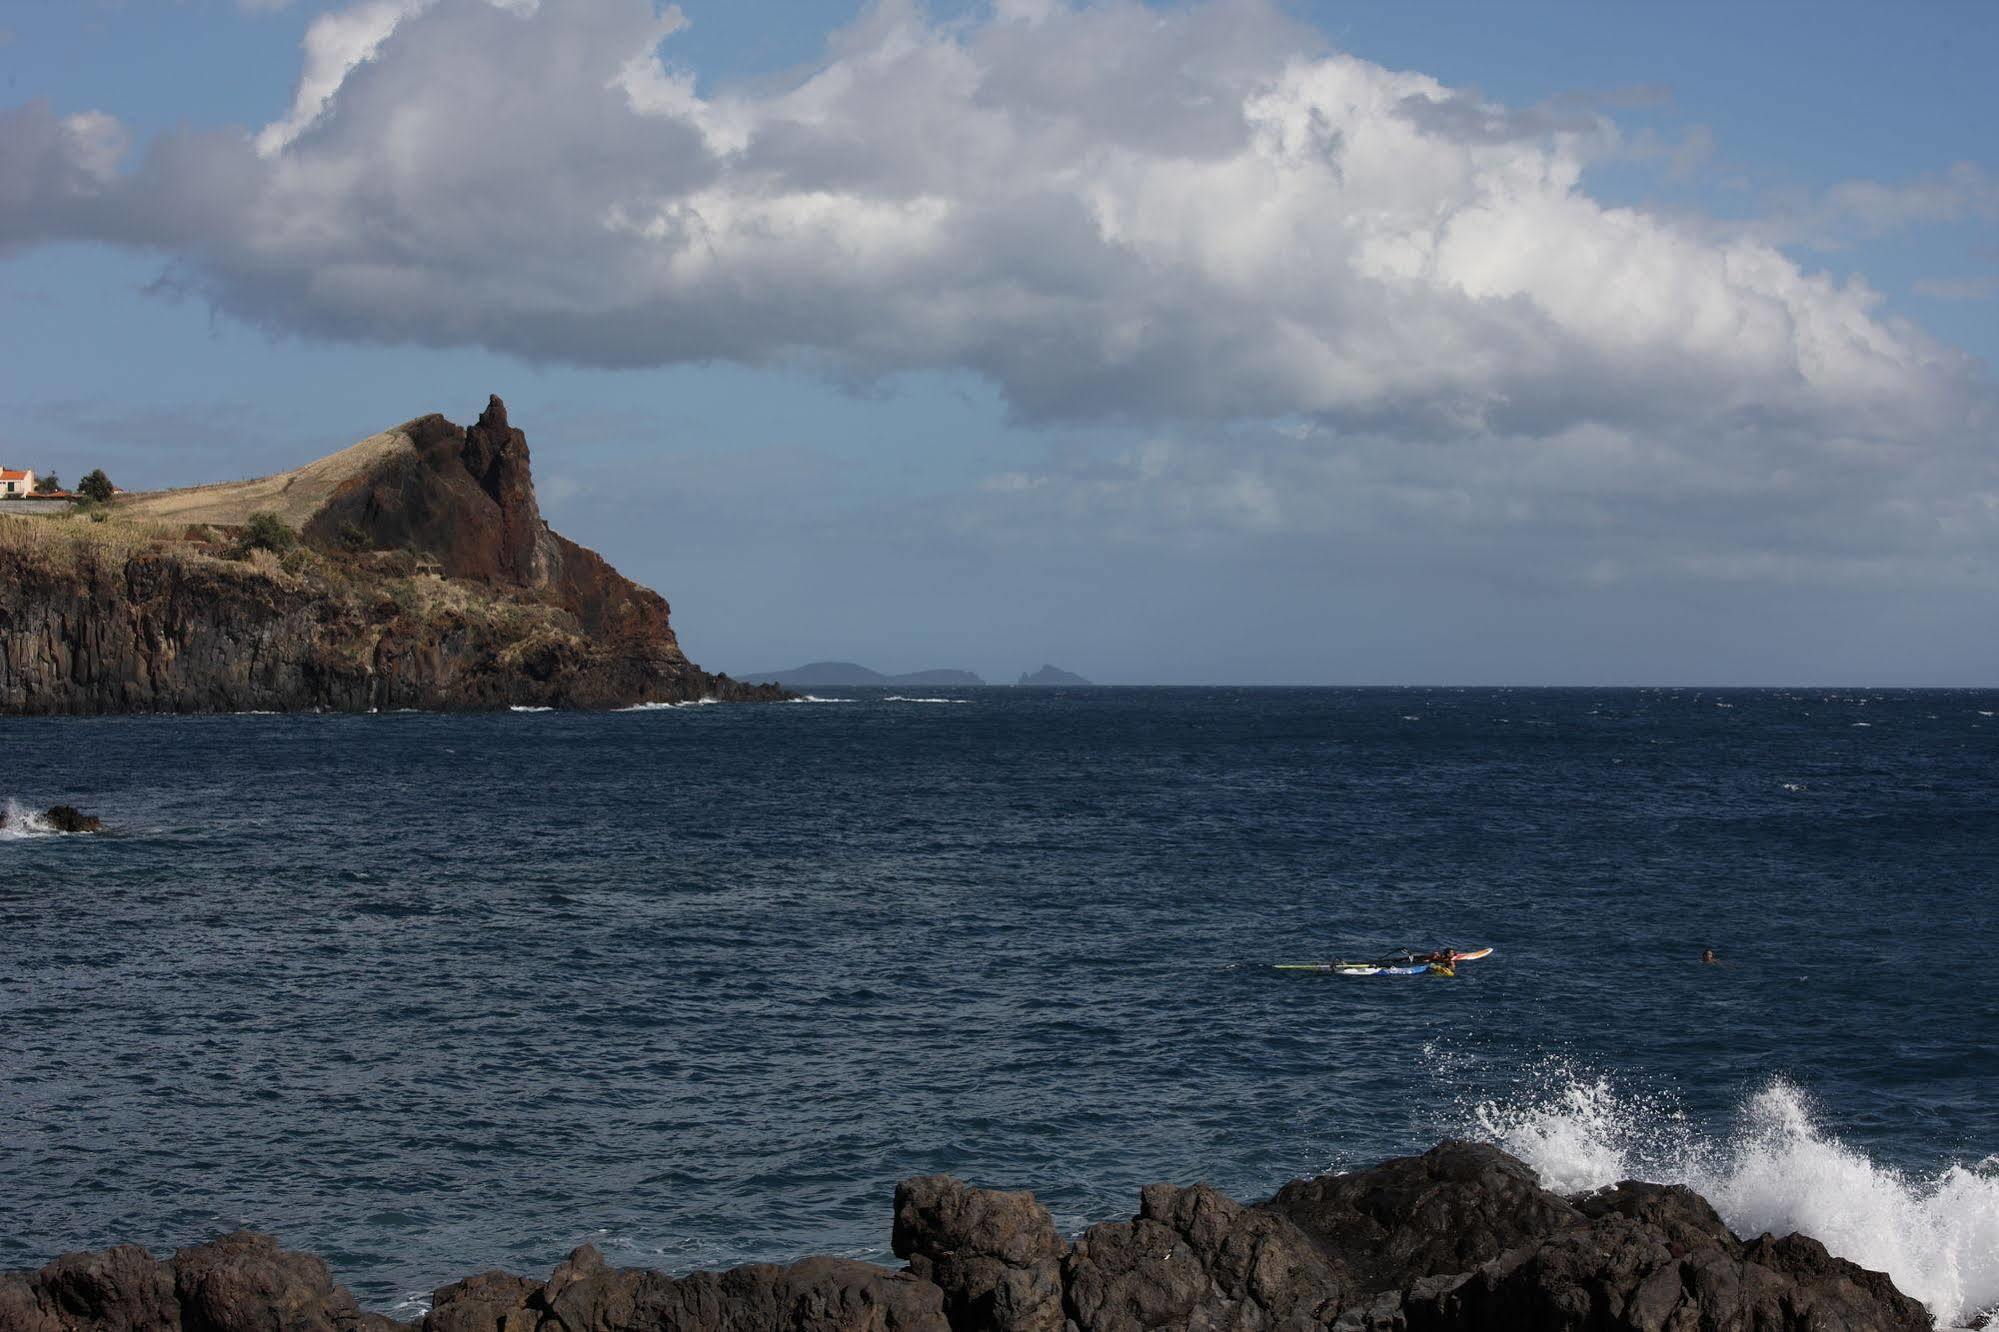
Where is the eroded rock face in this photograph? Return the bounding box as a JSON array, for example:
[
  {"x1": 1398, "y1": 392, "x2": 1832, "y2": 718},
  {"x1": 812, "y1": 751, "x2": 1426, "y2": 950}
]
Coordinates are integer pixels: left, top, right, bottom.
[
  {"x1": 1064, "y1": 1183, "x2": 1351, "y2": 1331},
  {"x1": 892, "y1": 1177, "x2": 1066, "y2": 1332},
  {"x1": 0, "y1": 397, "x2": 788, "y2": 714},
  {"x1": 1, "y1": 1146, "x2": 1936, "y2": 1332},
  {"x1": 0, "y1": 1232, "x2": 405, "y2": 1332}
]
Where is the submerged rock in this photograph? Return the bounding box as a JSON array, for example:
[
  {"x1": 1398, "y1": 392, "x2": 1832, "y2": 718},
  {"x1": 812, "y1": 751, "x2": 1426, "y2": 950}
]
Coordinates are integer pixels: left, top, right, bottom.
[{"x1": 0, "y1": 1144, "x2": 1934, "y2": 1332}]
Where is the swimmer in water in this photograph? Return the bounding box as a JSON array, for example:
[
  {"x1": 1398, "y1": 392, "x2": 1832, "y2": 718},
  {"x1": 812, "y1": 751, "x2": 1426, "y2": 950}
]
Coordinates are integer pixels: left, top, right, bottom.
[{"x1": 1701, "y1": 948, "x2": 1718, "y2": 964}]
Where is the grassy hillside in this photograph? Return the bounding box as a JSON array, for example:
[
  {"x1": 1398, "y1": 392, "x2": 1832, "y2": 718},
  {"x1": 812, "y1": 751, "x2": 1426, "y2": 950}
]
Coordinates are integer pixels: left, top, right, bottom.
[{"x1": 113, "y1": 428, "x2": 417, "y2": 529}]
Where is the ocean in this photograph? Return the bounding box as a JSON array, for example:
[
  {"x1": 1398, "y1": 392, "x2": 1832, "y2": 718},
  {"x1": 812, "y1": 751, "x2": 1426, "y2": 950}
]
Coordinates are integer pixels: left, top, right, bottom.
[{"x1": 3, "y1": 687, "x2": 1995, "y2": 1325}]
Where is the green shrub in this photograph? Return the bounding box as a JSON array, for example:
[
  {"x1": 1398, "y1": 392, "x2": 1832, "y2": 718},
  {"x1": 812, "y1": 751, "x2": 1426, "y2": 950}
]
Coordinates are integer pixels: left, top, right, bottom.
[
  {"x1": 77, "y1": 470, "x2": 115, "y2": 504},
  {"x1": 338, "y1": 521, "x2": 370, "y2": 551},
  {"x1": 236, "y1": 511, "x2": 297, "y2": 556}
]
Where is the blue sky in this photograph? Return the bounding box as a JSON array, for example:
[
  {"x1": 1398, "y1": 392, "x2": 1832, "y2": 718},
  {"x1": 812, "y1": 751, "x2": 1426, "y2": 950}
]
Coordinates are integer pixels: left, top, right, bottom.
[{"x1": 2, "y1": 0, "x2": 1995, "y2": 683}]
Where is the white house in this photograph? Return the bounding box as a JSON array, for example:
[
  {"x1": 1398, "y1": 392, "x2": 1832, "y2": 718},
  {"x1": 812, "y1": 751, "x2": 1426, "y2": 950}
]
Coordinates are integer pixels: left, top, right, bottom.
[{"x1": 0, "y1": 468, "x2": 35, "y2": 497}]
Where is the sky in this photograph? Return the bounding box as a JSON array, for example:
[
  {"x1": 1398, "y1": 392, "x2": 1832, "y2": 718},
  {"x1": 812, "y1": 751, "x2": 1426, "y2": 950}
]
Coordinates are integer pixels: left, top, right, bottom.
[{"x1": 1, "y1": 0, "x2": 1995, "y2": 685}]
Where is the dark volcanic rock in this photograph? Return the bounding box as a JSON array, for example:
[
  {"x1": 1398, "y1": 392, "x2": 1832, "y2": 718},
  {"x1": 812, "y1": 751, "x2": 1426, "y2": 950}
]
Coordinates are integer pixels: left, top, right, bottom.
[
  {"x1": 0, "y1": 1232, "x2": 406, "y2": 1332},
  {"x1": 1064, "y1": 1182, "x2": 1350, "y2": 1331},
  {"x1": 892, "y1": 1177, "x2": 1065, "y2": 1332},
  {"x1": 1265, "y1": 1140, "x2": 1585, "y2": 1295},
  {"x1": 2, "y1": 1145, "x2": 1936, "y2": 1332},
  {"x1": 43, "y1": 805, "x2": 102, "y2": 833},
  {"x1": 1406, "y1": 1214, "x2": 1932, "y2": 1332},
  {"x1": 426, "y1": 1242, "x2": 946, "y2": 1332}
]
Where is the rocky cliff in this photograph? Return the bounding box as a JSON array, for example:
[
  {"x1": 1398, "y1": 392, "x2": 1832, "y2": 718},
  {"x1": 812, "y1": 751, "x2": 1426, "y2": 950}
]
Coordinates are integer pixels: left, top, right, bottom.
[
  {"x1": 0, "y1": 397, "x2": 785, "y2": 713},
  {"x1": 0, "y1": 1143, "x2": 1935, "y2": 1332}
]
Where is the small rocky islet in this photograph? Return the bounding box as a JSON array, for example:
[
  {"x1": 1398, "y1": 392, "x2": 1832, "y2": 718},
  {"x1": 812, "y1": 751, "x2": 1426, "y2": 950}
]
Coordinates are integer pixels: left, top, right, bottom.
[
  {"x1": 0, "y1": 805, "x2": 101, "y2": 834},
  {"x1": 0, "y1": 1142, "x2": 1931, "y2": 1332}
]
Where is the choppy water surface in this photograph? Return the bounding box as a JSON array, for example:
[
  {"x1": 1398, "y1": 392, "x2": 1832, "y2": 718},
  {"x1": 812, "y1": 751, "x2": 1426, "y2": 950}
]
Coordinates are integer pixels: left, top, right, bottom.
[{"x1": 3, "y1": 689, "x2": 1996, "y2": 1322}]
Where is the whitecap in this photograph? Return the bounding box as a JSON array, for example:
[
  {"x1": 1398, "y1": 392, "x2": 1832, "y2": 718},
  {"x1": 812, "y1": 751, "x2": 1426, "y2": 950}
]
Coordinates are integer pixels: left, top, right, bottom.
[
  {"x1": 787, "y1": 695, "x2": 854, "y2": 704},
  {"x1": 884, "y1": 696, "x2": 972, "y2": 705},
  {"x1": 1469, "y1": 1070, "x2": 1999, "y2": 1326},
  {"x1": 1851, "y1": 722, "x2": 1872, "y2": 728},
  {"x1": 508, "y1": 705, "x2": 556, "y2": 712}
]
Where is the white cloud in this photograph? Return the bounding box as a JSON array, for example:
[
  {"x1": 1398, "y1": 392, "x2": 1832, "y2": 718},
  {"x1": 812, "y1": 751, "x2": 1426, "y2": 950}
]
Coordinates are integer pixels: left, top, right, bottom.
[
  {"x1": 255, "y1": 0, "x2": 432, "y2": 156},
  {"x1": 3, "y1": 0, "x2": 1980, "y2": 437},
  {"x1": 0, "y1": 0, "x2": 1993, "y2": 599}
]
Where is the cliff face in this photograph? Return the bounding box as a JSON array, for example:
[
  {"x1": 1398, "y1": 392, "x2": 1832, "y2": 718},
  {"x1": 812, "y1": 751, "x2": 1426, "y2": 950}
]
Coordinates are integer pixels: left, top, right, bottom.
[{"x1": 0, "y1": 397, "x2": 784, "y2": 714}]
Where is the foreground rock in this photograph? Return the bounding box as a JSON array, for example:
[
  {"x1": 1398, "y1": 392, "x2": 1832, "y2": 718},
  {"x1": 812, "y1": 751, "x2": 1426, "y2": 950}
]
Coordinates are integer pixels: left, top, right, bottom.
[
  {"x1": 2, "y1": 1143, "x2": 1933, "y2": 1332},
  {"x1": 0, "y1": 396, "x2": 788, "y2": 714}
]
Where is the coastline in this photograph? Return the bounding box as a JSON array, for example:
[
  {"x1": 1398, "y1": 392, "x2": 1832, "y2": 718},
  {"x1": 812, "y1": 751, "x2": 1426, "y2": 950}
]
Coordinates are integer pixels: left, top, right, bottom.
[{"x1": 1, "y1": 1142, "x2": 1937, "y2": 1332}]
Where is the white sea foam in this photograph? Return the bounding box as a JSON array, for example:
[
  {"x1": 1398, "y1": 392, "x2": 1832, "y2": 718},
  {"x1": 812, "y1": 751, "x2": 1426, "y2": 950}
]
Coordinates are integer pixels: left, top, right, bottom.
[
  {"x1": 1469, "y1": 1071, "x2": 1999, "y2": 1327},
  {"x1": 1, "y1": 799, "x2": 53, "y2": 839},
  {"x1": 787, "y1": 695, "x2": 853, "y2": 704},
  {"x1": 616, "y1": 697, "x2": 721, "y2": 711},
  {"x1": 884, "y1": 696, "x2": 971, "y2": 704},
  {"x1": 509, "y1": 705, "x2": 556, "y2": 713},
  {"x1": 1851, "y1": 721, "x2": 1872, "y2": 727}
]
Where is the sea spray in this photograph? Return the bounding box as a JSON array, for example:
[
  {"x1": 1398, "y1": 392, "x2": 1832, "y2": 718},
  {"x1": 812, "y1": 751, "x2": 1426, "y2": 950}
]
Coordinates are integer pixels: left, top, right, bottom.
[
  {"x1": 1471, "y1": 1070, "x2": 1999, "y2": 1326},
  {"x1": 0, "y1": 798, "x2": 53, "y2": 838}
]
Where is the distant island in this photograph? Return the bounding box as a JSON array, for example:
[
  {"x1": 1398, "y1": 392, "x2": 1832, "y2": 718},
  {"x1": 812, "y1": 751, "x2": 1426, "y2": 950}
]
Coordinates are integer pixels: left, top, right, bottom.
[
  {"x1": 744, "y1": 661, "x2": 986, "y2": 687},
  {"x1": 0, "y1": 396, "x2": 785, "y2": 714},
  {"x1": 1017, "y1": 663, "x2": 1093, "y2": 686}
]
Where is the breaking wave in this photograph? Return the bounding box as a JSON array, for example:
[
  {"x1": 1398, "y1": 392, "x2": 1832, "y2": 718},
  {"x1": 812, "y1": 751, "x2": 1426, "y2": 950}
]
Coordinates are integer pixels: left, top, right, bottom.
[
  {"x1": 883, "y1": 696, "x2": 972, "y2": 704},
  {"x1": 787, "y1": 695, "x2": 853, "y2": 704},
  {"x1": 1467, "y1": 1070, "x2": 1999, "y2": 1327},
  {"x1": 0, "y1": 799, "x2": 53, "y2": 839},
  {"x1": 616, "y1": 698, "x2": 721, "y2": 711},
  {"x1": 508, "y1": 705, "x2": 556, "y2": 713}
]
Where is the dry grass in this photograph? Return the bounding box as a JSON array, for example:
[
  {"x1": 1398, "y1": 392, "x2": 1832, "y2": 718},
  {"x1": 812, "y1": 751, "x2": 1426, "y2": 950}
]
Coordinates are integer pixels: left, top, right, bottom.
[
  {"x1": 115, "y1": 428, "x2": 417, "y2": 528},
  {"x1": 0, "y1": 512, "x2": 194, "y2": 562}
]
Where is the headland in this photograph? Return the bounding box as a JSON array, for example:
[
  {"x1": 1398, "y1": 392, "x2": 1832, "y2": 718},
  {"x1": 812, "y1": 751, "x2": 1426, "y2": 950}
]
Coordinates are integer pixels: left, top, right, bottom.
[{"x1": 0, "y1": 397, "x2": 785, "y2": 714}]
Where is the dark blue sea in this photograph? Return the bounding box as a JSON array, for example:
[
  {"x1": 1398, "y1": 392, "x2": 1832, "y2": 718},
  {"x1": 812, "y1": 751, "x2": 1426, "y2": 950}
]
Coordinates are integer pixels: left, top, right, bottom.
[{"x1": 4, "y1": 688, "x2": 1996, "y2": 1324}]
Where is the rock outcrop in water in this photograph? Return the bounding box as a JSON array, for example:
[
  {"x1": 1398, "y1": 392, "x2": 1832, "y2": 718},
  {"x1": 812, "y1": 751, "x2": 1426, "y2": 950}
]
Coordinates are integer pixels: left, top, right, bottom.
[
  {"x1": 0, "y1": 1143, "x2": 1933, "y2": 1332},
  {"x1": 0, "y1": 805, "x2": 101, "y2": 833},
  {"x1": 0, "y1": 397, "x2": 786, "y2": 713}
]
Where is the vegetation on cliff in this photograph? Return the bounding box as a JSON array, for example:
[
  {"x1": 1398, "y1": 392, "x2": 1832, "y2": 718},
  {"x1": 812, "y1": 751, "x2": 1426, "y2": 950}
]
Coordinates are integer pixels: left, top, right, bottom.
[{"x1": 0, "y1": 397, "x2": 784, "y2": 714}]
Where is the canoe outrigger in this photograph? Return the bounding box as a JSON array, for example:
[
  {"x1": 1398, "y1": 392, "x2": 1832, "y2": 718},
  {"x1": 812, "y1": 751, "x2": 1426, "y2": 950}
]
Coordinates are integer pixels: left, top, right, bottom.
[{"x1": 1272, "y1": 946, "x2": 1493, "y2": 976}]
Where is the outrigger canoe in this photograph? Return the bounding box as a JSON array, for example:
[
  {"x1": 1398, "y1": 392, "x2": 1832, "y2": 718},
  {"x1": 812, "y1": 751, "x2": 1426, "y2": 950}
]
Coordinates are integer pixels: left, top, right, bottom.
[{"x1": 1273, "y1": 947, "x2": 1493, "y2": 976}]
